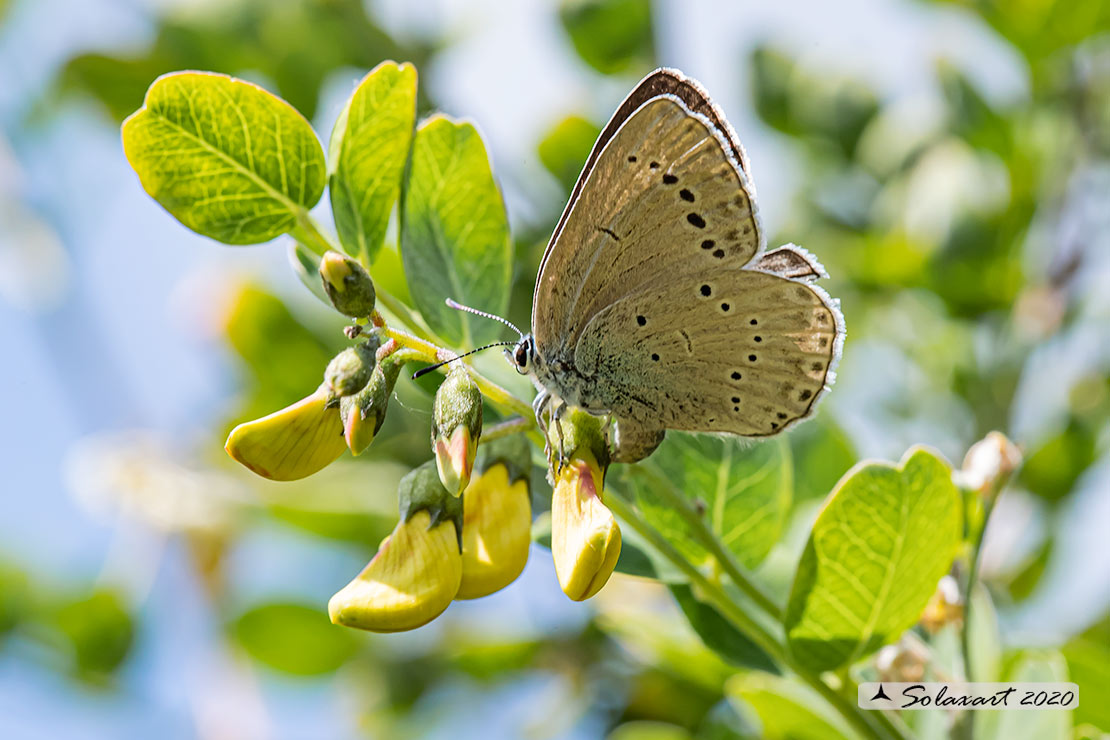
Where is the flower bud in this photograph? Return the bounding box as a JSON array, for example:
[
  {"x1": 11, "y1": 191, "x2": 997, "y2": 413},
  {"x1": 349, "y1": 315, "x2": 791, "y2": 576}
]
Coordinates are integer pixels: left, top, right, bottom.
[
  {"x1": 957, "y1": 431, "x2": 1022, "y2": 500},
  {"x1": 339, "y1": 353, "x2": 402, "y2": 455},
  {"x1": 319, "y1": 250, "x2": 376, "y2": 318},
  {"x1": 324, "y1": 339, "x2": 379, "y2": 401},
  {"x1": 328, "y1": 463, "x2": 462, "y2": 632},
  {"x1": 549, "y1": 408, "x2": 620, "y2": 601},
  {"x1": 224, "y1": 385, "x2": 346, "y2": 481},
  {"x1": 431, "y1": 366, "x2": 483, "y2": 496},
  {"x1": 456, "y1": 435, "x2": 533, "y2": 600}
]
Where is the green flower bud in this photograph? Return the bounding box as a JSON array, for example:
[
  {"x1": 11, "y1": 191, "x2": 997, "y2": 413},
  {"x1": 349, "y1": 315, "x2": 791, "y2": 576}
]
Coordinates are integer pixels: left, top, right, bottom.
[
  {"x1": 398, "y1": 461, "x2": 464, "y2": 544},
  {"x1": 324, "y1": 339, "x2": 378, "y2": 401},
  {"x1": 431, "y1": 366, "x2": 483, "y2": 496},
  {"x1": 339, "y1": 353, "x2": 402, "y2": 455},
  {"x1": 319, "y1": 250, "x2": 376, "y2": 318}
]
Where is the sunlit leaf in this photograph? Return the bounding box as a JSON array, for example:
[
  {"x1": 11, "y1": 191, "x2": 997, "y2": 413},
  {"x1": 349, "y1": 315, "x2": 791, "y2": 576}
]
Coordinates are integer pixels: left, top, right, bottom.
[
  {"x1": 616, "y1": 435, "x2": 792, "y2": 570},
  {"x1": 784, "y1": 446, "x2": 961, "y2": 672},
  {"x1": 329, "y1": 61, "x2": 417, "y2": 262},
  {"x1": 232, "y1": 602, "x2": 360, "y2": 675},
  {"x1": 1063, "y1": 637, "x2": 1110, "y2": 731},
  {"x1": 400, "y1": 115, "x2": 512, "y2": 347},
  {"x1": 122, "y1": 71, "x2": 325, "y2": 244},
  {"x1": 725, "y1": 673, "x2": 854, "y2": 740},
  {"x1": 974, "y1": 650, "x2": 1071, "y2": 740}
]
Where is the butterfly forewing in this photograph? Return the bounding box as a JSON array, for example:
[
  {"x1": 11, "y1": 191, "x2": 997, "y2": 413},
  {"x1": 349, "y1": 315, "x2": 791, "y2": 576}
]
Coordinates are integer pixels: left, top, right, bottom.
[{"x1": 533, "y1": 95, "x2": 761, "y2": 354}]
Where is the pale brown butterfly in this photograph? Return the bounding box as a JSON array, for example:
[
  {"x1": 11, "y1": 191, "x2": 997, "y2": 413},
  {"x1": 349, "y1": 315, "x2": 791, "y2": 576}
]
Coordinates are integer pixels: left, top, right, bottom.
[{"x1": 451, "y1": 68, "x2": 844, "y2": 462}]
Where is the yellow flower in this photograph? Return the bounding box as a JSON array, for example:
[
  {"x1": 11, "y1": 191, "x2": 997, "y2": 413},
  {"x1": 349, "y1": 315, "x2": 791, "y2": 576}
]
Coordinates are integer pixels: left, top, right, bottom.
[
  {"x1": 328, "y1": 509, "x2": 461, "y2": 632},
  {"x1": 224, "y1": 385, "x2": 346, "y2": 481},
  {"x1": 551, "y1": 448, "x2": 621, "y2": 601},
  {"x1": 457, "y1": 459, "x2": 531, "y2": 600}
]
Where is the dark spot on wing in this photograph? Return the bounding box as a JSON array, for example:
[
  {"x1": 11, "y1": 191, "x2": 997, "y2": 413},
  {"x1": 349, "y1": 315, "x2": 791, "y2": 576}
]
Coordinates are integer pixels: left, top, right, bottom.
[
  {"x1": 628, "y1": 155, "x2": 637, "y2": 162},
  {"x1": 754, "y1": 336, "x2": 761, "y2": 342},
  {"x1": 701, "y1": 239, "x2": 715, "y2": 250},
  {"x1": 749, "y1": 354, "x2": 757, "y2": 362},
  {"x1": 700, "y1": 284, "x2": 711, "y2": 297},
  {"x1": 799, "y1": 389, "x2": 813, "y2": 401},
  {"x1": 713, "y1": 249, "x2": 725, "y2": 258},
  {"x1": 650, "y1": 161, "x2": 660, "y2": 169},
  {"x1": 679, "y1": 188, "x2": 694, "y2": 202},
  {"x1": 651, "y1": 353, "x2": 660, "y2": 362},
  {"x1": 687, "y1": 213, "x2": 706, "y2": 228},
  {"x1": 636, "y1": 315, "x2": 646, "y2": 326},
  {"x1": 731, "y1": 371, "x2": 741, "y2": 380},
  {"x1": 721, "y1": 302, "x2": 730, "y2": 312},
  {"x1": 777, "y1": 412, "x2": 787, "y2": 420}
]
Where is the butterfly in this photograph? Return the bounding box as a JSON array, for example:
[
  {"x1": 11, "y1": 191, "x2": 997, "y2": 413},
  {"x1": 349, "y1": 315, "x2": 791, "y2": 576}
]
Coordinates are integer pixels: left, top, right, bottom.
[{"x1": 454, "y1": 68, "x2": 844, "y2": 463}]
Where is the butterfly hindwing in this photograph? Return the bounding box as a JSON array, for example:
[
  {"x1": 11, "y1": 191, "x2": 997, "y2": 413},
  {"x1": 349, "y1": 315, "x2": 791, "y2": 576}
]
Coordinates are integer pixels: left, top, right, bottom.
[{"x1": 573, "y1": 270, "x2": 841, "y2": 436}]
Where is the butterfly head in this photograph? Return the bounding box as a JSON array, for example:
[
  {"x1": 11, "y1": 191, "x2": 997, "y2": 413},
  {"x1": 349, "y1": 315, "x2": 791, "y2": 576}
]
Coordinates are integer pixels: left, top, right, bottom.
[{"x1": 508, "y1": 335, "x2": 535, "y2": 375}]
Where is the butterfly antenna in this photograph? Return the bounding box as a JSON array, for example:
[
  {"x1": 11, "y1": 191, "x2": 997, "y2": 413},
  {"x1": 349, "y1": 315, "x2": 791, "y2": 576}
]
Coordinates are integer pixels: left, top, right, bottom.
[
  {"x1": 445, "y1": 298, "x2": 524, "y2": 339},
  {"x1": 411, "y1": 341, "x2": 517, "y2": 380}
]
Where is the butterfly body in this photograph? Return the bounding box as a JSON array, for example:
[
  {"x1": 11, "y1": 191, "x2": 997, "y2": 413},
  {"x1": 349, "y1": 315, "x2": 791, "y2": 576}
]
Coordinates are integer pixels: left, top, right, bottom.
[{"x1": 510, "y1": 69, "x2": 844, "y2": 462}]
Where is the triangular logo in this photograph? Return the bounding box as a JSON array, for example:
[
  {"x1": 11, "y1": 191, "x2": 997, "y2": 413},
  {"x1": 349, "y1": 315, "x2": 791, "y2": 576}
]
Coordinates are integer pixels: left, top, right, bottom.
[{"x1": 870, "y1": 684, "x2": 891, "y2": 701}]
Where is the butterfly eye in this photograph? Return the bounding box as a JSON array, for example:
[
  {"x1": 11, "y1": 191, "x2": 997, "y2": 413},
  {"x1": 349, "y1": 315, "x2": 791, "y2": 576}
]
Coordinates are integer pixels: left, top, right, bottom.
[{"x1": 513, "y1": 344, "x2": 530, "y2": 371}]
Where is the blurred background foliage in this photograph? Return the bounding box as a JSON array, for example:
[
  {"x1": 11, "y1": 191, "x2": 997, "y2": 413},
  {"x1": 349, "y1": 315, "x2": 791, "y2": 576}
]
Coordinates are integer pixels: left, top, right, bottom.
[{"x1": 1, "y1": 0, "x2": 1109, "y2": 738}]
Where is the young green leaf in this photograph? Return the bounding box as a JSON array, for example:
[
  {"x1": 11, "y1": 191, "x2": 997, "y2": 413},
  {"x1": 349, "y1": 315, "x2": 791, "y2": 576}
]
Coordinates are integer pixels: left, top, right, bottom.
[
  {"x1": 329, "y1": 61, "x2": 417, "y2": 262},
  {"x1": 670, "y1": 584, "x2": 777, "y2": 673},
  {"x1": 287, "y1": 241, "x2": 331, "y2": 307},
  {"x1": 725, "y1": 673, "x2": 855, "y2": 740},
  {"x1": 784, "y1": 446, "x2": 961, "y2": 672},
  {"x1": 122, "y1": 71, "x2": 325, "y2": 244},
  {"x1": 616, "y1": 434, "x2": 791, "y2": 571},
  {"x1": 400, "y1": 115, "x2": 512, "y2": 347}
]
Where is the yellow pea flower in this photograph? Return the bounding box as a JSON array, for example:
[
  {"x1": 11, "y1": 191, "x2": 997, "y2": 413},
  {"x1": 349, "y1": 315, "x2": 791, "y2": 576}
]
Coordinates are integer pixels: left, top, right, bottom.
[
  {"x1": 456, "y1": 436, "x2": 533, "y2": 600},
  {"x1": 224, "y1": 385, "x2": 346, "y2": 481},
  {"x1": 551, "y1": 447, "x2": 621, "y2": 601},
  {"x1": 329, "y1": 464, "x2": 462, "y2": 632}
]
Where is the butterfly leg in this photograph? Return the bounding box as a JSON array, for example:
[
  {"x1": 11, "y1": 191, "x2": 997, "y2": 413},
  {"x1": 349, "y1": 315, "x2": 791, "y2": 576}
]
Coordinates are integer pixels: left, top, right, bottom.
[{"x1": 551, "y1": 400, "x2": 569, "y2": 473}]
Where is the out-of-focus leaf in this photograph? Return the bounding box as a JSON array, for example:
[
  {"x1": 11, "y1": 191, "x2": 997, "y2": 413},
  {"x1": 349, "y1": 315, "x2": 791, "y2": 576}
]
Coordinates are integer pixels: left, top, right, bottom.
[
  {"x1": 59, "y1": 0, "x2": 432, "y2": 122},
  {"x1": 538, "y1": 115, "x2": 600, "y2": 192},
  {"x1": 607, "y1": 721, "x2": 693, "y2": 740},
  {"x1": 974, "y1": 650, "x2": 1070, "y2": 740},
  {"x1": 329, "y1": 61, "x2": 417, "y2": 262},
  {"x1": 0, "y1": 563, "x2": 29, "y2": 639},
  {"x1": 1063, "y1": 638, "x2": 1110, "y2": 731},
  {"x1": 222, "y1": 284, "x2": 335, "y2": 418},
  {"x1": 232, "y1": 602, "x2": 360, "y2": 675},
  {"x1": 287, "y1": 241, "x2": 331, "y2": 307},
  {"x1": 616, "y1": 435, "x2": 791, "y2": 570},
  {"x1": 444, "y1": 638, "x2": 542, "y2": 681},
  {"x1": 1019, "y1": 421, "x2": 1096, "y2": 502},
  {"x1": 725, "y1": 673, "x2": 854, "y2": 740},
  {"x1": 784, "y1": 447, "x2": 961, "y2": 672},
  {"x1": 750, "y1": 46, "x2": 879, "y2": 158},
  {"x1": 1004, "y1": 538, "x2": 1052, "y2": 602},
  {"x1": 788, "y1": 416, "x2": 856, "y2": 502},
  {"x1": 696, "y1": 698, "x2": 758, "y2": 740},
  {"x1": 669, "y1": 584, "x2": 776, "y2": 672},
  {"x1": 558, "y1": 0, "x2": 654, "y2": 75},
  {"x1": 122, "y1": 72, "x2": 325, "y2": 244},
  {"x1": 966, "y1": 583, "x2": 1001, "y2": 682},
  {"x1": 53, "y1": 590, "x2": 134, "y2": 681},
  {"x1": 400, "y1": 115, "x2": 512, "y2": 347},
  {"x1": 258, "y1": 461, "x2": 406, "y2": 546}
]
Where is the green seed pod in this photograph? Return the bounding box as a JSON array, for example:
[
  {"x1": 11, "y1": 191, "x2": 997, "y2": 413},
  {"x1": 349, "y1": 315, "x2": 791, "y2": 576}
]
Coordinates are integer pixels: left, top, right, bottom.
[
  {"x1": 431, "y1": 366, "x2": 483, "y2": 496},
  {"x1": 319, "y1": 250, "x2": 376, "y2": 318},
  {"x1": 324, "y1": 340, "x2": 378, "y2": 401}
]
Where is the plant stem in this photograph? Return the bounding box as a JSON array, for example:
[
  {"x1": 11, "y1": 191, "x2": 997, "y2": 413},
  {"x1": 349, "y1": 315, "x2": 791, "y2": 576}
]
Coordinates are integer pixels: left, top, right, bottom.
[
  {"x1": 606, "y1": 490, "x2": 900, "y2": 740},
  {"x1": 289, "y1": 212, "x2": 334, "y2": 257},
  {"x1": 481, "y1": 417, "x2": 532, "y2": 443},
  {"x1": 629, "y1": 465, "x2": 783, "y2": 621}
]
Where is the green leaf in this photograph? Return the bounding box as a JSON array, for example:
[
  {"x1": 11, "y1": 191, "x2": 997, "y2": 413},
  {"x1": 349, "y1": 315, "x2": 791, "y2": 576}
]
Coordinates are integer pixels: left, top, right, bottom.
[
  {"x1": 789, "y1": 416, "x2": 857, "y2": 503},
  {"x1": 607, "y1": 722, "x2": 693, "y2": 740},
  {"x1": 559, "y1": 0, "x2": 654, "y2": 75},
  {"x1": 616, "y1": 435, "x2": 792, "y2": 570},
  {"x1": 329, "y1": 61, "x2": 417, "y2": 262},
  {"x1": 537, "y1": 114, "x2": 600, "y2": 192},
  {"x1": 122, "y1": 71, "x2": 326, "y2": 244},
  {"x1": 725, "y1": 673, "x2": 854, "y2": 740},
  {"x1": 287, "y1": 241, "x2": 331, "y2": 307},
  {"x1": 784, "y1": 446, "x2": 961, "y2": 672},
  {"x1": 1063, "y1": 638, "x2": 1110, "y2": 731},
  {"x1": 232, "y1": 602, "x2": 360, "y2": 675},
  {"x1": 966, "y1": 583, "x2": 1001, "y2": 682},
  {"x1": 400, "y1": 115, "x2": 512, "y2": 347},
  {"x1": 53, "y1": 590, "x2": 134, "y2": 681},
  {"x1": 975, "y1": 650, "x2": 1071, "y2": 740},
  {"x1": 670, "y1": 584, "x2": 777, "y2": 673}
]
